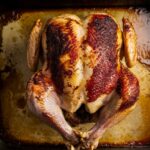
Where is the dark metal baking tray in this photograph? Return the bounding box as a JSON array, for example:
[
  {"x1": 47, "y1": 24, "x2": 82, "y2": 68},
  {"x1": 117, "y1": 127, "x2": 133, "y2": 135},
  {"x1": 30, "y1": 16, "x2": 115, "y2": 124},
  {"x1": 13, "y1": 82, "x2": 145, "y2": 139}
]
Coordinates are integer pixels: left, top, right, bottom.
[{"x1": 0, "y1": 0, "x2": 150, "y2": 149}]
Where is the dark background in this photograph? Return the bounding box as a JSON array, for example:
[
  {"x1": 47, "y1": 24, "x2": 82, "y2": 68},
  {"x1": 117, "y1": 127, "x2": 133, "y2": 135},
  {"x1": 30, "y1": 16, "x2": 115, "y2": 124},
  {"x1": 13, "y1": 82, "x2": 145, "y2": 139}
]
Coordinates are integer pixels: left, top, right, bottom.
[{"x1": 0, "y1": 0, "x2": 150, "y2": 10}]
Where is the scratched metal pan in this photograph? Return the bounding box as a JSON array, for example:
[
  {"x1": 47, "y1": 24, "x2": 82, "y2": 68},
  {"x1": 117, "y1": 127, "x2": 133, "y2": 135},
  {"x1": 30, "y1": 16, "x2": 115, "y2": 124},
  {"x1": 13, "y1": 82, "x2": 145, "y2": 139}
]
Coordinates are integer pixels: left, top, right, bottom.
[{"x1": 0, "y1": 0, "x2": 150, "y2": 150}]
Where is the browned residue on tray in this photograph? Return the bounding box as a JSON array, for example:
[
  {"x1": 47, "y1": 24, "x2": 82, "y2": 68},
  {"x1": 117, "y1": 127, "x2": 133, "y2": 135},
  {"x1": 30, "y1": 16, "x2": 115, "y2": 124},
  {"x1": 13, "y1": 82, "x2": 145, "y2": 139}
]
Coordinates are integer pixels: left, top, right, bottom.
[{"x1": 0, "y1": 8, "x2": 150, "y2": 146}]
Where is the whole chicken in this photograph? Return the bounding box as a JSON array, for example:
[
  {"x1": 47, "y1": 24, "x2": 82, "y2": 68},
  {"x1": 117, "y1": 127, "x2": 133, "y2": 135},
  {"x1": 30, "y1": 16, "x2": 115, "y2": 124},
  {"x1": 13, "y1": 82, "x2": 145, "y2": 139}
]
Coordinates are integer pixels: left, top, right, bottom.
[{"x1": 26, "y1": 13, "x2": 139, "y2": 150}]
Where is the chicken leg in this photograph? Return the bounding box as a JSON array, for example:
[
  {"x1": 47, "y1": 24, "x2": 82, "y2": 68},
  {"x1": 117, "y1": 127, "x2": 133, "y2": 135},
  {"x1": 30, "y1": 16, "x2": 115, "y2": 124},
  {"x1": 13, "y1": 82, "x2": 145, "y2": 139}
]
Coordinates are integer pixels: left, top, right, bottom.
[
  {"x1": 27, "y1": 68, "x2": 79, "y2": 145},
  {"x1": 78, "y1": 66, "x2": 139, "y2": 150}
]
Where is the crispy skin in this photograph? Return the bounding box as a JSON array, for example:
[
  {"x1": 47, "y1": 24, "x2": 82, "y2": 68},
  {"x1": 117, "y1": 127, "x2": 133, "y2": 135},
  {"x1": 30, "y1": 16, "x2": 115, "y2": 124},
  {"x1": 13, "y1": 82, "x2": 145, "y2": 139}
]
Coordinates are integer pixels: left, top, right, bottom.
[
  {"x1": 123, "y1": 18, "x2": 137, "y2": 68},
  {"x1": 117, "y1": 65, "x2": 139, "y2": 111},
  {"x1": 45, "y1": 14, "x2": 85, "y2": 113},
  {"x1": 85, "y1": 14, "x2": 120, "y2": 102}
]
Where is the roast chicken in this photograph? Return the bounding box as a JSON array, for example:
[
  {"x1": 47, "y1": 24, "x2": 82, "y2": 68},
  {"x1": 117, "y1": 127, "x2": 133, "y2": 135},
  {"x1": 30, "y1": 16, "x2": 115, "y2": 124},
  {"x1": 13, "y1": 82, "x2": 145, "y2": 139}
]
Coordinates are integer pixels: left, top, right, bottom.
[{"x1": 26, "y1": 13, "x2": 139, "y2": 150}]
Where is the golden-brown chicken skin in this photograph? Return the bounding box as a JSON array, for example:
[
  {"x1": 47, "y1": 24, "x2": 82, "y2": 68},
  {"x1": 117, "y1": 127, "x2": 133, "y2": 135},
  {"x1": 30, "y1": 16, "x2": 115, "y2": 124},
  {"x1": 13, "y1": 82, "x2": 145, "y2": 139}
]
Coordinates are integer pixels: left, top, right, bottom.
[
  {"x1": 26, "y1": 13, "x2": 139, "y2": 150},
  {"x1": 123, "y1": 17, "x2": 137, "y2": 67}
]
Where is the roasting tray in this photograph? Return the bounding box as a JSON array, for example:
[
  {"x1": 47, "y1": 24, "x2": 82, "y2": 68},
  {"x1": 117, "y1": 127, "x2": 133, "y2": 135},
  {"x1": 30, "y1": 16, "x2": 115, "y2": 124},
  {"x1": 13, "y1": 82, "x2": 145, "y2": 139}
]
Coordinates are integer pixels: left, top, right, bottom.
[{"x1": 0, "y1": 0, "x2": 150, "y2": 150}]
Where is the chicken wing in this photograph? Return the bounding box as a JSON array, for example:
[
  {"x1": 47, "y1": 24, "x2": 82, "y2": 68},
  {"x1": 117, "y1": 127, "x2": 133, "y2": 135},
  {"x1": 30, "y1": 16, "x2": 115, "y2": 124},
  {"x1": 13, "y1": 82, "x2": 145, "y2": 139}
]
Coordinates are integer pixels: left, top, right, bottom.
[{"x1": 123, "y1": 18, "x2": 137, "y2": 67}]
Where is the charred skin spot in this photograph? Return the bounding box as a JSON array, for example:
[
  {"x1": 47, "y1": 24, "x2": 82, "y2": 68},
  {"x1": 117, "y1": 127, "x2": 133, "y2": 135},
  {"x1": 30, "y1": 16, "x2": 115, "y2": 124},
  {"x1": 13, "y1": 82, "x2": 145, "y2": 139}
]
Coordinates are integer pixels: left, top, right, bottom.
[
  {"x1": 32, "y1": 70, "x2": 53, "y2": 94},
  {"x1": 124, "y1": 24, "x2": 130, "y2": 31},
  {"x1": 123, "y1": 18, "x2": 132, "y2": 32},
  {"x1": 64, "y1": 70, "x2": 73, "y2": 77},
  {"x1": 86, "y1": 15, "x2": 119, "y2": 102}
]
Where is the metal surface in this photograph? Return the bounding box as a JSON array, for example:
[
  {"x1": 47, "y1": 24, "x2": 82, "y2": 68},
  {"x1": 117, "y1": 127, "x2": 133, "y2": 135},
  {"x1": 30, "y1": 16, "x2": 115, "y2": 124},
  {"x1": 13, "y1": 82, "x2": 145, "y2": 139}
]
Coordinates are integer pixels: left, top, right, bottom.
[{"x1": 0, "y1": 1, "x2": 150, "y2": 150}]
